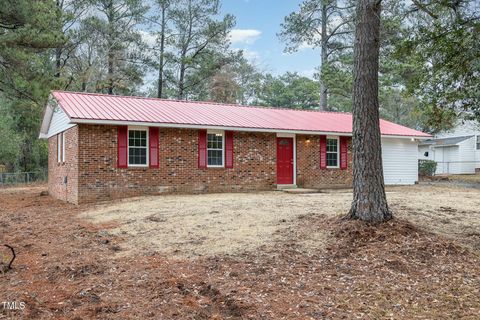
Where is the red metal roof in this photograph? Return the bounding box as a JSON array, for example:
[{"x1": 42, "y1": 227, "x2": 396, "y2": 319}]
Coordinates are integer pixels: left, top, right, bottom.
[{"x1": 51, "y1": 91, "x2": 431, "y2": 137}]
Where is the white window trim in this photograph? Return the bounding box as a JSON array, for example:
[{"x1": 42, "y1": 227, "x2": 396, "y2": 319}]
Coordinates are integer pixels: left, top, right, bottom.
[
  {"x1": 127, "y1": 126, "x2": 149, "y2": 167},
  {"x1": 57, "y1": 133, "x2": 62, "y2": 163},
  {"x1": 326, "y1": 136, "x2": 340, "y2": 169},
  {"x1": 207, "y1": 130, "x2": 225, "y2": 168},
  {"x1": 62, "y1": 132, "x2": 66, "y2": 163}
]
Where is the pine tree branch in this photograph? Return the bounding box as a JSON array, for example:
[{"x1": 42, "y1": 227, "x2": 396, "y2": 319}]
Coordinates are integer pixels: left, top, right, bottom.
[
  {"x1": 326, "y1": 19, "x2": 353, "y2": 42},
  {"x1": 411, "y1": 0, "x2": 439, "y2": 19}
]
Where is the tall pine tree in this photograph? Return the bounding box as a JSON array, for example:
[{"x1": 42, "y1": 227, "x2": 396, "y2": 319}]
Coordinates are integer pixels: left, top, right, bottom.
[
  {"x1": 348, "y1": 0, "x2": 391, "y2": 223},
  {"x1": 0, "y1": 0, "x2": 64, "y2": 171}
]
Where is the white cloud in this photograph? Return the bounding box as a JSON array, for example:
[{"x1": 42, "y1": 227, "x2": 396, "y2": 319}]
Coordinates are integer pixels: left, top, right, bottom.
[
  {"x1": 228, "y1": 29, "x2": 262, "y2": 45},
  {"x1": 242, "y1": 49, "x2": 261, "y2": 63},
  {"x1": 299, "y1": 69, "x2": 317, "y2": 79},
  {"x1": 297, "y1": 33, "x2": 321, "y2": 51},
  {"x1": 138, "y1": 30, "x2": 157, "y2": 48},
  {"x1": 296, "y1": 16, "x2": 347, "y2": 51},
  {"x1": 233, "y1": 48, "x2": 261, "y2": 65},
  {"x1": 298, "y1": 42, "x2": 315, "y2": 51}
]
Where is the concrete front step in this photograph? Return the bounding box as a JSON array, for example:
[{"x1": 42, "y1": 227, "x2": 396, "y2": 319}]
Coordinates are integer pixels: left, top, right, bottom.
[
  {"x1": 276, "y1": 184, "x2": 352, "y2": 194},
  {"x1": 276, "y1": 184, "x2": 297, "y2": 190},
  {"x1": 281, "y1": 188, "x2": 320, "y2": 194}
]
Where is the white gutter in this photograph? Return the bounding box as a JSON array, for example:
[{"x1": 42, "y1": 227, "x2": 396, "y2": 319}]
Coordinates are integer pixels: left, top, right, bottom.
[{"x1": 431, "y1": 144, "x2": 461, "y2": 148}]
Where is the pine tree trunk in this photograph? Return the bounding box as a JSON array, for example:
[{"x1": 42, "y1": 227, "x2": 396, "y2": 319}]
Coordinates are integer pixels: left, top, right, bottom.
[
  {"x1": 348, "y1": 0, "x2": 391, "y2": 223},
  {"x1": 107, "y1": 50, "x2": 114, "y2": 95},
  {"x1": 55, "y1": 47, "x2": 62, "y2": 78},
  {"x1": 54, "y1": 0, "x2": 63, "y2": 78},
  {"x1": 319, "y1": 2, "x2": 328, "y2": 111},
  {"x1": 107, "y1": 0, "x2": 115, "y2": 95},
  {"x1": 178, "y1": 0, "x2": 194, "y2": 100},
  {"x1": 178, "y1": 57, "x2": 186, "y2": 100},
  {"x1": 178, "y1": 43, "x2": 188, "y2": 100},
  {"x1": 157, "y1": 5, "x2": 166, "y2": 99}
]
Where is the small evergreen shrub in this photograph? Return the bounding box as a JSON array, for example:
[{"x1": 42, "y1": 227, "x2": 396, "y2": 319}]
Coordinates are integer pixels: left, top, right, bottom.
[{"x1": 419, "y1": 160, "x2": 437, "y2": 176}]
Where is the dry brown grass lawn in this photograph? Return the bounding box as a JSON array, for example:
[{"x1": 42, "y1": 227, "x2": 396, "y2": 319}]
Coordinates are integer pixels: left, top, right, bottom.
[
  {"x1": 444, "y1": 173, "x2": 480, "y2": 184},
  {"x1": 82, "y1": 184, "x2": 480, "y2": 257}
]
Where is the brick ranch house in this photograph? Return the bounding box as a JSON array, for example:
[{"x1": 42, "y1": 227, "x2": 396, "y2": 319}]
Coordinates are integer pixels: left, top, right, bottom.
[{"x1": 39, "y1": 91, "x2": 430, "y2": 204}]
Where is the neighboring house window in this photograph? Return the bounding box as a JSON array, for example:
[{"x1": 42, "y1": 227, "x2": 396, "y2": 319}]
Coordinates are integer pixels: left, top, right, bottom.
[
  {"x1": 207, "y1": 131, "x2": 224, "y2": 167},
  {"x1": 477, "y1": 135, "x2": 480, "y2": 150},
  {"x1": 326, "y1": 137, "x2": 339, "y2": 168},
  {"x1": 128, "y1": 128, "x2": 148, "y2": 166},
  {"x1": 57, "y1": 132, "x2": 65, "y2": 163}
]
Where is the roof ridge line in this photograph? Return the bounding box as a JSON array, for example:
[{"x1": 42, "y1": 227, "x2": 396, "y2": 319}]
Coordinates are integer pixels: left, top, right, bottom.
[{"x1": 51, "y1": 90, "x2": 351, "y2": 115}]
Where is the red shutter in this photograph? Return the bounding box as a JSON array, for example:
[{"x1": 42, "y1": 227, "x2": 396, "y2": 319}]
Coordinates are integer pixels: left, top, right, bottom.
[
  {"x1": 198, "y1": 130, "x2": 207, "y2": 168},
  {"x1": 149, "y1": 127, "x2": 159, "y2": 168},
  {"x1": 225, "y1": 131, "x2": 234, "y2": 168},
  {"x1": 117, "y1": 126, "x2": 128, "y2": 168},
  {"x1": 340, "y1": 136, "x2": 348, "y2": 170},
  {"x1": 319, "y1": 135, "x2": 327, "y2": 169}
]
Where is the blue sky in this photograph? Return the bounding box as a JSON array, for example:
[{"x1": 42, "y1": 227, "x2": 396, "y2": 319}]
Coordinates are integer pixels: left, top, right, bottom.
[{"x1": 221, "y1": 0, "x2": 320, "y2": 78}]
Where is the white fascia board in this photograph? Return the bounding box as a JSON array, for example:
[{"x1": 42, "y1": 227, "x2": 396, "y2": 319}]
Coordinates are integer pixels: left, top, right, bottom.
[
  {"x1": 276, "y1": 132, "x2": 296, "y2": 138},
  {"x1": 70, "y1": 118, "x2": 431, "y2": 139},
  {"x1": 433, "y1": 144, "x2": 461, "y2": 148},
  {"x1": 38, "y1": 99, "x2": 55, "y2": 138},
  {"x1": 381, "y1": 135, "x2": 429, "y2": 141},
  {"x1": 38, "y1": 95, "x2": 74, "y2": 139},
  {"x1": 71, "y1": 118, "x2": 353, "y2": 136}
]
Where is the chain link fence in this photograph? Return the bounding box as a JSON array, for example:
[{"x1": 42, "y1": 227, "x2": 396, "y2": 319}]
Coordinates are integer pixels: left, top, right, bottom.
[
  {"x1": 0, "y1": 170, "x2": 48, "y2": 186},
  {"x1": 434, "y1": 161, "x2": 480, "y2": 175}
]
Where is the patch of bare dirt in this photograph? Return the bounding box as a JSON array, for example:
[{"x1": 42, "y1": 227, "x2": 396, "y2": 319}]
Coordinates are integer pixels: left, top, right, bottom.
[
  {"x1": 1, "y1": 185, "x2": 479, "y2": 319},
  {"x1": 387, "y1": 185, "x2": 480, "y2": 250}
]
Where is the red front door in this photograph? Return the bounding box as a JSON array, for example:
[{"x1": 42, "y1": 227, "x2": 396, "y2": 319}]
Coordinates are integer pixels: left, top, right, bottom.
[{"x1": 276, "y1": 137, "x2": 294, "y2": 184}]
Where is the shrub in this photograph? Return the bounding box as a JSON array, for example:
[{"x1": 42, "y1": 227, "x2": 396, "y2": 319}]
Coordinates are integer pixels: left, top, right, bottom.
[{"x1": 419, "y1": 160, "x2": 437, "y2": 176}]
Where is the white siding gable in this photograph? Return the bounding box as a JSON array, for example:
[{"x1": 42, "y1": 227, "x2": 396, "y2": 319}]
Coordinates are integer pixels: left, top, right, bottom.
[
  {"x1": 46, "y1": 106, "x2": 76, "y2": 138},
  {"x1": 436, "y1": 121, "x2": 480, "y2": 169},
  {"x1": 418, "y1": 145, "x2": 434, "y2": 160},
  {"x1": 458, "y1": 137, "x2": 476, "y2": 173},
  {"x1": 435, "y1": 146, "x2": 461, "y2": 174}
]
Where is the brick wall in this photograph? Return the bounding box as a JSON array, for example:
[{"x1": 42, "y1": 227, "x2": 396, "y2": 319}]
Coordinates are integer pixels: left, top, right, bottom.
[
  {"x1": 48, "y1": 124, "x2": 353, "y2": 204},
  {"x1": 48, "y1": 126, "x2": 79, "y2": 203},
  {"x1": 76, "y1": 125, "x2": 277, "y2": 203},
  {"x1": 296, "y1": 134, "x2": 353, "y2": 188}
]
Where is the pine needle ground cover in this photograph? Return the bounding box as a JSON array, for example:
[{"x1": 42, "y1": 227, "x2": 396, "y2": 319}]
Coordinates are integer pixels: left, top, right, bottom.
[{"x1": 1, "y1": 185, "x2": 479, "y2": 319}]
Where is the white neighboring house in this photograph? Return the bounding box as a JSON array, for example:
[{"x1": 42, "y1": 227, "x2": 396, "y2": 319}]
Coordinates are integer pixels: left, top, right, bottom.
[{"x1": 419, "y1": 121, "x2": 480, "y2": 174}]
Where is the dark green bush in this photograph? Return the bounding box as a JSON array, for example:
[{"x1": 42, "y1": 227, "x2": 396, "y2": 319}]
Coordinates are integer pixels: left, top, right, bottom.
[{"x1": 419, "y1": 160, "x2": 437, "y2": 176}]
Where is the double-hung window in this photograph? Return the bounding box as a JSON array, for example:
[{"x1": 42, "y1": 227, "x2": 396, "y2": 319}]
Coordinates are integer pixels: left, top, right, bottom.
[
  {"x1": 326, "y1": 137, "x2": 339, "y2": 168},
  {"x1": 207, "y1": 131, "x2": 224, "y2": 167},
  {"x1": 476, "y1": 135, "x2": 480, "y2": 150},
  {"x1": 57, "y1": 132, "x2": 65, "y2": 163},
  {"x1": 128, "y1": 128, "x2": 148, "y2": 166}
]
